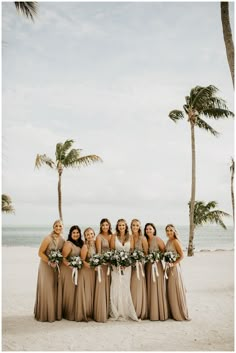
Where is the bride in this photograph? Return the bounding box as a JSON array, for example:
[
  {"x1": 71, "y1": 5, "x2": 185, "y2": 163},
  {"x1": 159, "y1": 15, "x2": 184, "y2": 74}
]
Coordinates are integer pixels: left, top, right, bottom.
[{"x1": 109, "y1": 219, "x2": 139, "y2": 321}]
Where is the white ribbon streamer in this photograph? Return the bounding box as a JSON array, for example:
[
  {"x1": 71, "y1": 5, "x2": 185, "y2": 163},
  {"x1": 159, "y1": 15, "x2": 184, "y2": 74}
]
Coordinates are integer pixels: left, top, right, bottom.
[
  {"x1": 151, "y1": 261, "x2": 159, "y2": 283},
  {"x1": 164, "y1": 263, "x2": 169, "y2": 279},
  {"x1": 136, "y1": 260, "x2": 140, "y2": 280},
  {"x1": 140, "y1": 262, "x2": 145, "y2": 277},
  {"x1": 56, "y1": 263, "x2": 60, "y2": 277},
  {"x1": 107, "y1": 265, "x2": 110, "y2": 276},
  {"x1": 97, "y1": 265, "x2": 102, "y2": 283},
  {"x1": 72, "y1": 267, "x2": 78, "y2": 285}
]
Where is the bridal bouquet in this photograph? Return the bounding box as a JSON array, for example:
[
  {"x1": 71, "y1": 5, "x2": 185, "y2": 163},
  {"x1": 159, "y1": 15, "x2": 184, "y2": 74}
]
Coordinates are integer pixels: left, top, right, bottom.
[
  {"x1": 89, "y1": 254, "x2": 104, "y2": 282},
  {"x1": 109, "y1": 249, "x2": 132, "y2": 275},
  {"x1": 145, "y1": 250, "x2": 164, "y2": 283},
  {"x1": 163, "y1": 251, "x2": 180, "y2": 279},
  {"x1": 130, "y1": 250, "x2": 145, "y2": 280},
  {"x1": 68, "y1": 255, "x2": 83, "y2": 285},
  {"x1": 48, "y1": 249, "x2": 63, "y2": 272}
]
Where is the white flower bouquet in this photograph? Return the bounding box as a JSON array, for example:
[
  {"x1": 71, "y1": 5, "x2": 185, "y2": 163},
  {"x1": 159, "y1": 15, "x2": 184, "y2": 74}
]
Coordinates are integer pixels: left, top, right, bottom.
[
  {"x1": 130, "y1": 250, "x2": 145, "y2": 280},
  {"x1": 145, "y1": 250, "x2": 164, "y2": 283},
  {"x1": 89, "y1": 254, "x2": 104, "y2": 282},
  {"x1": 109, "y1": 249, "x2": 132, "y2": 275},
  {"x1": 68, "y1": 255, "x2": 83, "y2": 285},
  {"x1": 163, "y1": 251, "x2": 180, "y2": 279},
  {"x1": 48, "y1": 249, "x2": 63, "y2": 272}
]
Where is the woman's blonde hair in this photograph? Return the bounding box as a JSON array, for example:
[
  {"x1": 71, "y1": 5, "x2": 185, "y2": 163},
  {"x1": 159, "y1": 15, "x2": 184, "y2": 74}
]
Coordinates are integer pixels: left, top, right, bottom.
[
  {"x1": 165, "y1": 224, "x2": 180, "y2": 240},
  {"x1": 51, "y1": 219, "x2": 63, "y2": 236},
  {"x1": 130, "y1": 219, "x2": 143, "y2": 240}
]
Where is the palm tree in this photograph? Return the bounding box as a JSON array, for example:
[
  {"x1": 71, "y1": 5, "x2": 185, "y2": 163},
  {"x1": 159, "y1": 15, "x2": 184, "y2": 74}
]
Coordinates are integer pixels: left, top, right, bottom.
[
  {"x1": 35, "y1": 139, "x2": 102, "y2": 221},
  {"x1": 188, "y1": 200, "x2": 230, "y2": 230},
  {"x1": 169, "y1": 85, "x2": 234, "y2": 256},
  {"x1": 14, "y1": 2, "x2": 38, "y2": 21},
  {"x1": 2, "y1": 194, "x2": 15, "y2": 214},
  {"x1": 230, "y1": 157, "x2": 234, "y2": 226},
  {"x1": 220, "y1": 2, "x2": 234, "y2": 88}
]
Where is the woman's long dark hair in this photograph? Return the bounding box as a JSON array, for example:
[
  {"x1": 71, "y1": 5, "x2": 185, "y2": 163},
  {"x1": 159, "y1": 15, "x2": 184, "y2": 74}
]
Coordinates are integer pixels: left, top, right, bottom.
[
  {"x1": 144, "y1": 223, "x2": 157, "y2": 240},
  {"x1": 67, "y1": 225, "x2": 84, "y2": 247},
  {"x1": 99, "y1": 218, "x2": 113, "y2": 235}
]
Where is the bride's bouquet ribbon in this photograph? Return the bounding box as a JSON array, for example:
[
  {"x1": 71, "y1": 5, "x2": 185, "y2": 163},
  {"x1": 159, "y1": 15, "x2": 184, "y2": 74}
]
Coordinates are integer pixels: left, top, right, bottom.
[
  {"x1": 72, "y1": 267, "x2": 78, "y2": 285},
  {"x1": 151, "y1": 260, "x2": 159, "y2": 282}
]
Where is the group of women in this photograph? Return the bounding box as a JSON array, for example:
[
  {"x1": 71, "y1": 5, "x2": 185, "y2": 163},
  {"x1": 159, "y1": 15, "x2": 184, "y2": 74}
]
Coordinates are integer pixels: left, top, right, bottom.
[{"x1": 34, "y1": 218, "x2": 190, "y2": 323}]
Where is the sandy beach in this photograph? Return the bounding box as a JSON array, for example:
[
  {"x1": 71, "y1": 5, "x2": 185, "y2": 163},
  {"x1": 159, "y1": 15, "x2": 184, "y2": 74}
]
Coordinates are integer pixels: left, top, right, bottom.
[{"x1": 2, "y1": 247, "x2": 234, "y2": 351}]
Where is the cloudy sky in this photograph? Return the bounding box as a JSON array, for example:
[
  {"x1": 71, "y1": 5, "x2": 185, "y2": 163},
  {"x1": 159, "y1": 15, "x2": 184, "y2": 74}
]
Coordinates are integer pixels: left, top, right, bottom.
[{"x1": 2, "y1": 1, "x2": 234, "y2": 227}]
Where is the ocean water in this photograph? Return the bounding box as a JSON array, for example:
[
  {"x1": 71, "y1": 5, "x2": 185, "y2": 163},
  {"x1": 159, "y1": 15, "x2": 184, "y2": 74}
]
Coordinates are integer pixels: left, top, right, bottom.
[{"x1": 1, "y1": 225, "x2": 234, "y2": 251}]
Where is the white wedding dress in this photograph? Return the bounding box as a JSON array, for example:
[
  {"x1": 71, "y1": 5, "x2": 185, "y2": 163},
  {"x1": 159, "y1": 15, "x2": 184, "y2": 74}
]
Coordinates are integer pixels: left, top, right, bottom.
[{"x1": 109, "y1": 236, "x2": 139, "y2": 321}]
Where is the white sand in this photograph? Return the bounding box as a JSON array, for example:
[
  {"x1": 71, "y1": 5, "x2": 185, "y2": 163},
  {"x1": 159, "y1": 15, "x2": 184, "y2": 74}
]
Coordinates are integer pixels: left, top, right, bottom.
[{"x1": 2, "y1": 247, "x2": 234, "y2": 351}]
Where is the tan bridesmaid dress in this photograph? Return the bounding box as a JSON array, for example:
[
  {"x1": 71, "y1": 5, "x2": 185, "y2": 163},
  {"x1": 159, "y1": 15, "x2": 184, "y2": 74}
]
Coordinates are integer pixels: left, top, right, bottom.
[
  {"x1": 75, "y1": 243, "x2": 96, "y2": 322},
  {"x1": 165, "y1": 239, "x2": 190, "y2": 321},
  {"x1": 34, "y1": 234, "x2": 65, "y2": 322},
  {"x1": 130, "y1": 236, "x2": 148, "y2": 319},
  {"x1": 146, "y1": 237, "x2": 168, "y2": 321},
  {"x1": 59, "y1": 241, "x2": 81, "y2": 321},
  {"x1": 94, "y1": 236, "x2": 111, "y2": 322}
]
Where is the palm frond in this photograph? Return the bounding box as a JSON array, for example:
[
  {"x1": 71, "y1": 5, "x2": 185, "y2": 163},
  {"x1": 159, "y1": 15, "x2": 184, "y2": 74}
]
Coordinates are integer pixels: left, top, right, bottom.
[
  {"x1": 35, "y1": 154, "x2": 55, "y2": 169},
  {"x1": 2, "y1": 194, "x2": 15, "y2": 214},
  {"x1": 56, "y1": 143, "x2": 63, "y2": 162},
  {"x1": 189, "y1": 200, "x2": 230, "y2": 229},
  {"x1": 168, "y1": 110, "x2": 185, "y2": 123},
  {"x1": 15, "y1": 2, "x2": 38, "y2": 21},
  {"x1": 56, "y1": 140, "x2": 76, "y2": 163},
  {"x1": 195, "y1": 117, "x2": 219, "y2": 136},
  {"x1": 191, "y1": 85, "x2": 218, "y2": 110},
  {"x1": 64, "y1": 153, "x2": 103, "y2": 168},
  {"x1": 201, "y1": 108, "x2": 234, "y2": 119}
]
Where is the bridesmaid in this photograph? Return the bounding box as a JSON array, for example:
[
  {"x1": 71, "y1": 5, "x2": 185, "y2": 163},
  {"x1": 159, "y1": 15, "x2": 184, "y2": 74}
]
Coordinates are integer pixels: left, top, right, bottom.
[
  {"x1": 75, "y1": 227, "x2": 96, "y2": 321},
  {"x1": 165, "y1": 224, "x2": 190, "y2": 321},
  {"x1": 94, "y1": 218, "x2": 112, "y2": 322},
  {"x1": 34, "y1": 220, "x2": 65, "y2": 322},
  {"x1": 145, "y1": 223, "x2": 168, "y2": 321},
  {"x1": 59, "y1": 225, "x2": 83, "y2": 321},
  {"x1": 130, "y1": 219, "x2": 148, "y2": 319}
]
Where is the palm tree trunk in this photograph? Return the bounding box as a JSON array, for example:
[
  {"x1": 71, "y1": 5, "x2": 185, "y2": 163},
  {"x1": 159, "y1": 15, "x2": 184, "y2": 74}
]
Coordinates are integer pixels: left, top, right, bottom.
[
  {"x1": 230, "y1": 159, "x2": 235, "y2": 227},
  {"x1": 58, "y1": 170, "x2": 63, "y2": 221},
  {"x1": 221, "y1": 2, "x2": 234, "y2": 88},
  {"x1": 188, "y1": 122, "x2": 196, "y2": 256}
]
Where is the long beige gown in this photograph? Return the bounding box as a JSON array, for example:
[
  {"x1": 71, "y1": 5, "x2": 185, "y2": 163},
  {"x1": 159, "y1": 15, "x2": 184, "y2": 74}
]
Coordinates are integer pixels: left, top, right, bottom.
[
  {"x1": 75, "y1": 243, "x2": 96, "y2": 322},
  {"x1": 34, "y1": 234, "x2": 65, "y2": 322},
  {"x1": 94, "y1": 235, "x2": 111, "y2": 322},
  {"x1": 146, "y1": 236, "x2": 168, "y2": 321},
  {"x1": 165, "y1": 239, "x2": 190, "y2": 321},
  {"x1": 130, "y1": 236, "x2": 148, "y2": 319},
  {"x1": 59, "y1": 241, "x2": 81, "y2": 321}
]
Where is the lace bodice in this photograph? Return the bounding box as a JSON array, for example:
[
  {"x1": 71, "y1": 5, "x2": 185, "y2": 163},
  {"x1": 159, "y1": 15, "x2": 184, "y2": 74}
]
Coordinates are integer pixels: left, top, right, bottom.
[
  {"x1": 86, "y1": 242, "x2": 96, "y2": 260},
  {"x1": 133, "y1": 236, "x2": 144, "y2": 251},
  {"x1": 115, "y1": 236, "x2": 131, "y2": 251},
  {"x1": 149, "y1": 236, "x2": 159, "y2": 252},
  {"x1": 100, "y1": 234, "x2": 110, "y2": 252}
]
